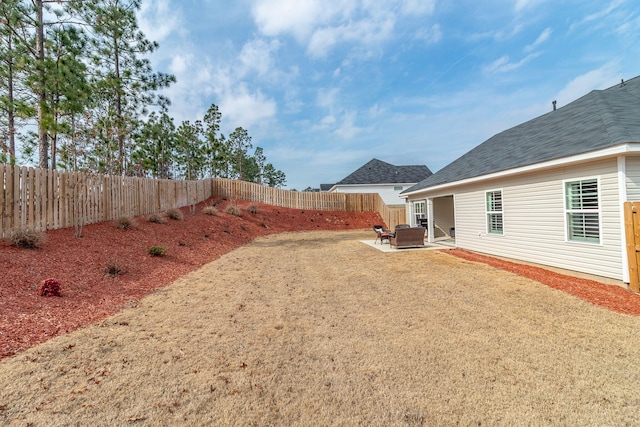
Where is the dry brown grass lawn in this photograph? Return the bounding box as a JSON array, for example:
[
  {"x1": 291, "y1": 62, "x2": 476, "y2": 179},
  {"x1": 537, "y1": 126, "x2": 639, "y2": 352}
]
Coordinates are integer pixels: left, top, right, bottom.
[{"x1": 2, "y1": 230, "x2": 640, "y2": 426}]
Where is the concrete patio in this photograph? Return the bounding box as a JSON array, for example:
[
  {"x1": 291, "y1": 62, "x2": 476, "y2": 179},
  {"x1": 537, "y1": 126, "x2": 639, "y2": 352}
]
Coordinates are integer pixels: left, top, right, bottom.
[{"x1": 360, "y1": 236, "x2": 455, "y2": 252}]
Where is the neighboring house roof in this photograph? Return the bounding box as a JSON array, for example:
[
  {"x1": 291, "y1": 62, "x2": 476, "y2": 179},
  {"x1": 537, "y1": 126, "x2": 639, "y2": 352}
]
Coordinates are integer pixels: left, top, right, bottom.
[
  {"x1": 319, "y1": 183, "x2": 334, "y2": 192},
  {"x1": 404, "y1": 75, "x2": 640, "y2": 194},
  {"x1": 335, "y1": 158, "x2": 432, "y2": 185}
]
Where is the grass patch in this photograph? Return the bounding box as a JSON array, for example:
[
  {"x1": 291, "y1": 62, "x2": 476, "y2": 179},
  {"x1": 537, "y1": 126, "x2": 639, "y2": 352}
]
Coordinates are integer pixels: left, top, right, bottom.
[
  {"x1": 148, "y1": 213, "x2": 165, "y2": 224},
  {"x1": 148, "y1": 245, "x2": 168, "y2": 256},
  {"x1": 224, "y1": 202, "x2": 241, "y2": 216},
  {"x1": 202, "y1": 206, "x2": 218, "y2": 216},
  {"x1": 115, "y1": 216, "x2": 135, "y2": 230},
  {"x1": 8, "y1": 228, "x2": 44, "y2": 249},
  {"x1": 166, "y1": 208, "x2": 184, "y2": 221}
]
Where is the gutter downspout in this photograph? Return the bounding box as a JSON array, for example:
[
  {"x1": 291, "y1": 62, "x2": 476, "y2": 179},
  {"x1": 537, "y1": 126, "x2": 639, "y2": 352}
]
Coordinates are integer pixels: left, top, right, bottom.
[{"x1": 618, "y1": 155, "x2": 630, "y2": 283}]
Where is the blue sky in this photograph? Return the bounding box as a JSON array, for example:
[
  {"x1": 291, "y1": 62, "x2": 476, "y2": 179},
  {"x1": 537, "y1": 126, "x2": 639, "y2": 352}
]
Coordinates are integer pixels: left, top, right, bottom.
[{"x1": 137, "y1": 0, "x2": 640, "y2": 190}]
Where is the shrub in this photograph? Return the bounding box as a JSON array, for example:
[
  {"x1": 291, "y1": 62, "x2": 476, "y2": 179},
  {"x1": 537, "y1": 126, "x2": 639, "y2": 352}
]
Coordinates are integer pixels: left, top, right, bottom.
[
  {"x1": 225, "y1": 202, "x2": 242, "y2": 217},
  {"x1": 166, "y1": 208, "x2": 184, "y2": 221},
  {"x1": 148, "y1": 213, "x2": 165, "y2": 224},
  {"x1": 39, "y1": 278, "x2": 62, "y2": 297},
  {"x1": 104, "y1": 261, "x2": 126, "y2": 277},
  {"x1": 115, "y1": 216, "x2": 135, "y2": 230},
  {"x1": 202, "y1": 206, "x2": 218, "y2": 216},
  {"x1": 9, "y1": 228, "x2": 44, "y2": 249},
  {"x1": 247, "y1": 204, "x2": 259, "y2": 214},
  {"x1": 148, "y1": 245, "x2": 168, "y2": 256}
]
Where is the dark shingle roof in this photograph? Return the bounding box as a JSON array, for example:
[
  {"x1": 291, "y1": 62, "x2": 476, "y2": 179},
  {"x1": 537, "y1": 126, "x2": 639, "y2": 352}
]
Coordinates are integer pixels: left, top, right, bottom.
[
  {"x1": 336, "y1": 158, "x2": 432, "y2": 185},
  {"x1": 404, "y1": 75, "x2": 640, "y2": 193},
  {"x1": 319, "y1": 183, "x2": 334, "y2": 191}
]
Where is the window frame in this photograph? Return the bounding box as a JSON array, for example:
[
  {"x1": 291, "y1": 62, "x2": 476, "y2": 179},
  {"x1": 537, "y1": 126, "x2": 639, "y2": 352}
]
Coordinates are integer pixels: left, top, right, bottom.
[
  {"x1": 485, "y1": 189, "x2": 504, "y2": 235},
  {"x1": 563, "y1": 177, "x2": 601, "y2": 245},
  {"x1": 412, "y1": 200, "x2": 426, "y2": 226}
]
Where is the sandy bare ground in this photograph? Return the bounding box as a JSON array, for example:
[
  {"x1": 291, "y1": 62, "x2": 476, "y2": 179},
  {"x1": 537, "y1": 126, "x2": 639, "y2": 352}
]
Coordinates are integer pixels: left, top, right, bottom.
[{"x1": 1, "y1": 230, "x2": 640, "y2": 426}]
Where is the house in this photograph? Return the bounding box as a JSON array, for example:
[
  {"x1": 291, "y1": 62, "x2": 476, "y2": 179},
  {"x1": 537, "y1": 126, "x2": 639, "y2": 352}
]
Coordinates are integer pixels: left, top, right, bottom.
[
  {"x1": 328, "y1": 158, "x2": 432, "y2": 206},
  {"x1": 401, "y1": 76, "x2": 640, "y2": 283}
]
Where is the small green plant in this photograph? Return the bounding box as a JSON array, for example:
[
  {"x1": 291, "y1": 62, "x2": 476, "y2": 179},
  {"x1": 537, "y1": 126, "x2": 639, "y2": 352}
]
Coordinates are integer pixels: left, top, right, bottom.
[
  {"x1": 247, "y1": 204, "x2": 259, "y2": 214},
  {"x1": 166, "y1": 208, "x2": 184, "y2": 221},
  {"x1": 225, "y1": 202, "x2": 242, "y2": 217},
  {"x1": 39, "y1": 278, "x2": 62, "y2": 297},
  {"x1": 148, "y1": 245, "x2": 168, "y2": 256},
  {"x1": 148, "y1": 213, "x2": 165, "y2": 224},
  {"x1": 9, "y1": 228, "x2": 44, "y2": 249},
  {"x1": 115, "y1": 216, "x2": 135, "y2": 230},
  {"x1": 202, "y1": 206, "x2": 218, "y2": 216}
]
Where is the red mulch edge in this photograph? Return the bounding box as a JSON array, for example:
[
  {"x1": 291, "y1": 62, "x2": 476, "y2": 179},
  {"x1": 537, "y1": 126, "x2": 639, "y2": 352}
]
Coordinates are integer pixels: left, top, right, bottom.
[{"x1": 448, "y1": 248, "x2": 640, "y2": 316}]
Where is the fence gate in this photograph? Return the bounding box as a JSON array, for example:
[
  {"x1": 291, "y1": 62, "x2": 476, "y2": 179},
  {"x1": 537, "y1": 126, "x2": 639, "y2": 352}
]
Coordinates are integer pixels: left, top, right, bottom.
[{"x1": 624, "y1": 201, "x2": 640, "y2": 292}]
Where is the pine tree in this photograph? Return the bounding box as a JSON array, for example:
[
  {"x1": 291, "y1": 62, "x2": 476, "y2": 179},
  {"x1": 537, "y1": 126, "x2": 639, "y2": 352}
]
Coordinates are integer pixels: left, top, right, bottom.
[
  {"x1": 132, "y1": 111, "x2": 176, "y2": 178},
  {"x1": 228, "y1": 127, "x2": 252, "y2": 181},
  {"x1": 71, "y1": 0, "x2": 175, "y2": 174}
]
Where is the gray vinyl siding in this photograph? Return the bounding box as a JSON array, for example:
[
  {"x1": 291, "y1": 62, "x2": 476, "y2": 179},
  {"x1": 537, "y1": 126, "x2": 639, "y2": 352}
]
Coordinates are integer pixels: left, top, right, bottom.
[
  {"x1": 625, "y1": 156, "x2": 640, "y2": 200},
  {"x1": 452, "y1": 159, "x2": 623, "y2": 280}
]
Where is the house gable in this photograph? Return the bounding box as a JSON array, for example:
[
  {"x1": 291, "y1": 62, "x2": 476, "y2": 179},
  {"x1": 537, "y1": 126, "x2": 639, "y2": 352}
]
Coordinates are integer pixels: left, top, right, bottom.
[{"x1": 336, "y1": 158, "x2": 432, "y2": 186}]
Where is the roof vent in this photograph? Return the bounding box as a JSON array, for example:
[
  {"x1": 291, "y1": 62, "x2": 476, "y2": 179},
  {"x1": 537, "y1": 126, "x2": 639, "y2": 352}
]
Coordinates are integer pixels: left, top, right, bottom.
[
  {"x1": 552, "y1": 100, "x2": 556, "y2": 111},
  {"x1": 621, "y1": 78, "x2": 625, "y2": 87}
]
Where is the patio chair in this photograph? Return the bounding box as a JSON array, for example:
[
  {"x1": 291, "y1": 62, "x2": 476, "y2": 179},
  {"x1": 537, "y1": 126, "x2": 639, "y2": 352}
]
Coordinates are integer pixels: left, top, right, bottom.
[{"x1": 373, "y1": 225, "x2": 392, "y2": 244}]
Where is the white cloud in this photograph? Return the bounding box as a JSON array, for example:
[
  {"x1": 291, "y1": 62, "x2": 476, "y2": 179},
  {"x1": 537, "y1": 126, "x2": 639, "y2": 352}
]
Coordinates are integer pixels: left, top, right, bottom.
[
  {"x1": 307, "y1": 15, "x2": 395, "y2": 58},
  {"x1": 252, "y1": 0, "x2": 434, "y2": 58},
  {"x1": 553, "y1": 63, "x2": 621, "y2": 107},
  {"x1": 580, "y1": 0, "x2": 625, "y2": 25},
  {"x1": 168, "y1": 53, "x2": 192, "y2": 76},
  {"x1": 416, "y1": 24, "x2": 442, "y2": 45},
  {"x1": 316, "y1": 88, "x2": 340, "y2": 109},
  {"x1": 218, "y1": 84, "x2": 277, "y2": 130},
  {"x1": 334, "y1": 111, "x2": 362, "y2": 139},
  {"x1": 238, "y1": 38, "x2": 281, "y2": 78},
  {"x1": 251, "y1": 0, "x2": 342, "y2": 41},
  {"x1": 137, "y1": 0, "x2": 182, "y2": 43},
  {"x1": 312, "y1": 115, "x2": 337, "y2": 131},
  {"x1": 483, "y1": 52, "x2": 541, "y2": 74},
  {"x1": 399, "y1": 0, "x2": 436, "y2": 15},
  {"x1": 514, "y1": 0, "x2": 546, "y2": 13},
  {"x1": 469, "y1": 22, "x2": 524, "y2": 43},
  {"x1": 524, "y1": 27, "x2": 552, "y2": 53}
]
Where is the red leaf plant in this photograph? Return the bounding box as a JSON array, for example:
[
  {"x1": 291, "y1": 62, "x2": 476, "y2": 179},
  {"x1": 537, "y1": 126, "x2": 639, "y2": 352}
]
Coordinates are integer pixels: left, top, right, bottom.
[{"x1": 38, "y1": 278, "x2": 62, "y2": 297}]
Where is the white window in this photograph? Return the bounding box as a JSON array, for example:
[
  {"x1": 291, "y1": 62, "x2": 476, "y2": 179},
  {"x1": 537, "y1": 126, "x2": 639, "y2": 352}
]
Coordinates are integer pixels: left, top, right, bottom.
[
  {"x1": 565, "y1": 178, "x2": 600, "y2": 244},
  {"x1": 486, "y1": 190, "x2": 503, "y2": 235},
  {"x1": 413, "y1": 201, "x2": 426, "y2": 226}
]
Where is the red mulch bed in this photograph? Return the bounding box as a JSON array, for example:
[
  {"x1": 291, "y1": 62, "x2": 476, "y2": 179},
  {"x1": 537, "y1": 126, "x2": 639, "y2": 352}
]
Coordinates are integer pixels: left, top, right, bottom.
[
  {"x1": 1, "y1": 199, "x2": 639, "y2": 361},
  {"x1": 0, "y1": 198, "x2": 381, "y2": 360}
]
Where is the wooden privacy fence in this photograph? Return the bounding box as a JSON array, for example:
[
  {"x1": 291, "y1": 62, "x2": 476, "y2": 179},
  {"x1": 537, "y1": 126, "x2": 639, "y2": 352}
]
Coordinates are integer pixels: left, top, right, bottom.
[
  {"x1": 211, "y1": 178, "x2": 406, "y2": 229},
  {"x1": 0, "y1": 166, "x2": 405, "y2": 238},
  {"x1": 624, "y1": 201, "x2": 640, "y2": 292},
  {"x1": 0, "y1": 165, "x2": 212, "y2": 238}
]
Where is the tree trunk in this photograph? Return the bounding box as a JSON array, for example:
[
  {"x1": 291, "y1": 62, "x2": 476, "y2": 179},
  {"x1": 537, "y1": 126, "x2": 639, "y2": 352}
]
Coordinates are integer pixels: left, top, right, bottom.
[
  {"x1": 7, "y1": 32, "x2": 16, "y2": 164},
  {"x1": 113, "y1": 34, "x2": 124, "y2": 174},
  {"x1": 36, "y1": 0, "x2": 48, "y2": 169}
]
